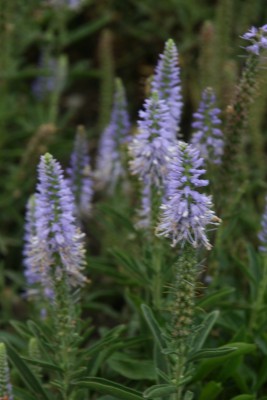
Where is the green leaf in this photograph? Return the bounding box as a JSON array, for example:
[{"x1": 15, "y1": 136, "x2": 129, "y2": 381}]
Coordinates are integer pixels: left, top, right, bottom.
[
  {"x1": 63, "y1": 14, "x2": 112, "y2": 46},
  {"x1": 108, "y1": 353, "x2": 156, "y2": 380},
  {"x1": 13, "y1": 386, "x2": 38, "y2": 400},
  {"x1": 143, "y1": 384, "x2": 177, "y2": 398},
  {"x1": 199, "y1": 381, "x2": 222, "y2": 400},
  {"x1": 184, "y1": 391, "x2": 194, "y2": 400},
  {"x1": 5, "y1": 343, "x2": 50, "y2": 400},
  {"x1": 10, "y1": 320, "x2": 31, "y2": 339},
  {"x1": 230, "y1": 396, "x2": 255, "y2": 400},
  {"x1": 141, "y1": 304, "x2": 166, "y2": 350},
  {"x1": 188, "y1": 347, "x2": 237, "y2": 362},
  {"x1": 197, "y1": 288, "x2": 235, "y2": 308},
  {"x1": 23, "y1": 357, "x2": 63, "y2": 372},
  {"x1": 110, "y1": 249, "x2": 149, "y2": 284},
  {"x1": 192, "y1": 310, "x2": 220, "y2": 352},
  {"x1": 86, "y1": 325, "x2": 125, "y2": 357},
  {"x1": 74, "y1": 378, "x2": 143, "y2": 400},
  {"x1": 193, "y1": 343, "x2": 256, "y2": 381}
]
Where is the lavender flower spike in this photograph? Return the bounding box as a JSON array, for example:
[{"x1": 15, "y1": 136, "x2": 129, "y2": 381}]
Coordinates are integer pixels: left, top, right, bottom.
[
  {"x1": 152, "y1": 38, "x2": 183, "y2": 137},
  {"x1": 258, "y1": 196, "x2": 267, "y2": 252},
  {"x1": 156, "y1": 141, "x2": 221, "y2": 249},
  {"x1": 96, "y1": 78, "x2": 131, "y2": 190},
  {"x1": 0, "y1": 343, "x2": 13, "y2": 400},
  {"x1": 241, "y1": 25, "x2": 267, "y2": 55},
  {"x1": 190, "y1": 87, "x2": 224, "y2": 165},
  {"x1": 68, "y1": 126, "x2": 93, "y2": 216},
  {"x1": 129, "y1": 91, "x2": 176, "y2": 189},
  {"x1": 32, "y1": 153, "x2": 87, "y2": 296}
]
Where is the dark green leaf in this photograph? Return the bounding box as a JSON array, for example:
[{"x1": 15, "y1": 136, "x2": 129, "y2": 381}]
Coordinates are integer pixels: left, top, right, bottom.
[
  {"x1": 197, "y1": 288, "x2": 235, "y2": 308},
  {"x1": 188, "y1": 347, "x2": 237, "y2": 362},
  {"x1": 143, "y1": 384, "x2": 177, "y2": 398},
  {"x1": 108, "y1": 353, "x2": 156, "y2": 380},
  {"x1": 5, "y1": 343, "x2": 50, "y2": 400},
  {"x1": 192, "y1": 310, "x2": 220, "y2": 352},
  {"x1": 63, "y1": 14, "x2": 112, "y2": 46},
  {"x1": 23, "y1": 357, "x2": 62, "y2": 372},
  {"x1": 141, "y1": 304, "x2": 166, "y2": 350},
  {"x1": 199, "y1": 381, "x2": 222, "y2": 400},
  {"x1": 73, "y1": 378, "x2": 143, "y2": 400}
]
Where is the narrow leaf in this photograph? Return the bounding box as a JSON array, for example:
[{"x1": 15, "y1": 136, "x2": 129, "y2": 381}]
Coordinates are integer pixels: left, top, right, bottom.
[
  {"x1": 143, "y1": 384, "x2": 177, "y2": 398},
  {"x1": 74, "y1": 378, "x2": 143, "y2": 400},
  {"x1": 192, "y1": 310, "x2": 220, "y2": 352},
  {"x1": 141, "y1": 304, "x2": 166, "y2": 350},
  {"x1": 188, "y1": 347, "x2": 237, "y2": 362},
  {"x1": 5, "y1": 343, "x2": 50, "y2": 400}
]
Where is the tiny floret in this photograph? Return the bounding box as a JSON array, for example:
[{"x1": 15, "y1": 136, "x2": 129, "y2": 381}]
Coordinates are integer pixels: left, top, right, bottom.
[{"x1": 241, "y1": 25, "x2": 267, "y2": 55}]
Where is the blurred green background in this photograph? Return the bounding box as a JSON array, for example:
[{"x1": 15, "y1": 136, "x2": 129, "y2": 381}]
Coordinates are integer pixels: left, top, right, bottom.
[{"x1": 1, "y1": 0, "x2": 267, "y2": 316}]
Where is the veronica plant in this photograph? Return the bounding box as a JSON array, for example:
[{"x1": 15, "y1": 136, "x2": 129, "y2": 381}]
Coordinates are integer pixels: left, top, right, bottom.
[
  {"x1": 67, "y1": 126, "x2": 93, "y2": 217},
  {"x1": 190, "y1": 87, "x2": 223, "y2": 166},
  {"x1": 96, "y1": 78, "x2": 130, "y2": 192},
  {"x1": 24, "y1": 153, "x2": 87, "y2": 399},
  {"x1": 152, "y1": 141, "x2": 221, "y2": 398},
  {"x1": 152, "y1": 38, "x2": 183, "y2": 137},
  {"x1": 221, "y1": 24, "x2": 267, "y2": 208}
]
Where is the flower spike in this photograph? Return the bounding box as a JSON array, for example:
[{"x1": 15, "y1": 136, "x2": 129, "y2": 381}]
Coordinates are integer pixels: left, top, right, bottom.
[{"x1": 156, "y1": 141, "x2": 221, "y2": 249}]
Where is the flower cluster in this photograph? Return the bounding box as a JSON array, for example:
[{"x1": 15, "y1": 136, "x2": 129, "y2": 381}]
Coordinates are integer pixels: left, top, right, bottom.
[
  {"x1": 24, "y1": 153, "x2": 87, "y2": 299},
  {"x1": 241, "y1": 25, "x2": 267, "y2": 55},
  {"x1": 156, "y1": 141, "x2": 220, "y2": 249},
  {"x1": 96, "y1": 79, "x2": 130, "y2": 190},
  {"x1": 152, "y1": 38, "x2": 183, "y2": 137},
  {"x1": 190, "y1": 87, "x2": 224, "y2": 165},
  {"x1": 0, "y1": 343, "x2": 13, "y2": 400},
  {"x1": 67, "y1": 126, "x2": 93, "y2": 216}
]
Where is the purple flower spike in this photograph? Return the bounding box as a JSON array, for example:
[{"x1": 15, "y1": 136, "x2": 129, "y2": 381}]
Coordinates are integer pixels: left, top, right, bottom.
[
  {"x1": 156, "y1": 141, "x2": 221, "y2": 249},
  {"x1": 24, "y1": 153, "x2": 87, "y2": 299},
  {"x1": 96, "y1": 78, "x2": 131, "y2": 190},
  {"x1": 129, "y1": 91, "x2": 176, "y2": 189},
  {"x1": 241, "y1": 25, "x2": 267, "y2": 55},
  {"x1": 152, "y1": 38, "x2": 183, "y2": 137},
  {"x1": 190, "y1": 87, "x2": 224, "y2": 165},
  {"x1": 68, "y1": 126, "x2": 93, "y2": 216},
  {"x1": 258, "y1": 196, "x2": 267, "y2": 252}
]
